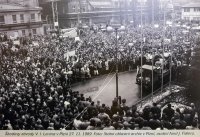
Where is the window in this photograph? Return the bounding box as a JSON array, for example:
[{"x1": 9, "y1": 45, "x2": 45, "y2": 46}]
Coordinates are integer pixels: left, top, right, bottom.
[
  {"x1": 31, "y1": 14, "x2": 35, "y2": 21},
  {"x1": 38, "y1": 13, "x2": 41, "y2": 21},
  {"x1": 193, "y1": 17, "x2": 200, "y2": 21},
  {"x1": 12, "y1": 15, "x2": 17, "y2": 23},
  {"x1": 72, "y1": 6, "x2": 76, "y2": 12},
  {"x1": 20, "y1": 14, "x2": 24, "y2": 23},
  {"x1": 32, "y1": 29, "x2": 37, "y2": 35},
  {"x1": 184, "y1": 8, "x2": 190, "y2": 12},
  {"x1": 22, "y1": 30, "x2": 26, "y2": 36},
  {"x1": 82, "y1": 7, "x2": 86, "y2": 12},
  {"x1": 194, "y1": 8, "x2": 200, "y2": 12},
  {"x1": 184, "y1": 17, "x2": 190, "y2": 20},
  {"x1": 0, "y1": 15, "x2": 5, "y2": 24}
]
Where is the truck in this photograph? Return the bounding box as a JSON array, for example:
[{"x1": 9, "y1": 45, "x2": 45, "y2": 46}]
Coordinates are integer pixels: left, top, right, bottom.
[{"x1": 136, "y1": 64, "x2": 171, "y2": 91}]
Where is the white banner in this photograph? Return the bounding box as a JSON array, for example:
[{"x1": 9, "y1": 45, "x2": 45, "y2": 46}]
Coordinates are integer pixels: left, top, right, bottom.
[
  {"x1": 75, "y1": 37, "x2": 80, "y2": 41},
  {"x1": 68, "y1": 50, "x2": 76, "y2": 56},
  {"x1": 13, "y1": 40, "x2": 20, "y2": 45},
  {"x1": 32, "y1": 41, "x2": 39, "y2": 47},
  {"x1": 64, "y1": 50, "x2": 76, "y2": 60},
  {"x1": 61, "y1": 28, "x2": 77, "y2": 38}
]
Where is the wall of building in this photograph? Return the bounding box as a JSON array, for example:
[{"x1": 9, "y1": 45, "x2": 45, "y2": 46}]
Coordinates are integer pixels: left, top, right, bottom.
[
  {"x1": 0, "y1": 5, "x2": 43, "y2": 37},
  {"x1": 0, "y1": 0, "x2": 39, "y2": 7},
  {"x1": 5, "y1": 26, "x2": 43, "y2": 37},
  {"x1": 1, "y1": 11, "x2": 41, "y2": 24},
  {"x1": 182, "y1": 7, "x2": 200, "y2": 21}
]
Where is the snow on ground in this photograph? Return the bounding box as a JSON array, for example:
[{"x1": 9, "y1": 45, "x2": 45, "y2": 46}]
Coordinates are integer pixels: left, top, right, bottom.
[{"x1": 136, "y1": 84, "x2": 186, "y2": 112}]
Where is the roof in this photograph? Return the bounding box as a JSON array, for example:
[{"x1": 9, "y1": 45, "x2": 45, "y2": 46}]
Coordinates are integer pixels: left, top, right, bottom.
[
  {"x1": 142, "y1": 65, "x2": 157, "y2": 70},
  {"x1": 0, "y1": 3, "x2": 42, "y2": 12},
  {"x1": 182, "y1": 3, "x2": 200, "y2": 8},
  {"x1": 88, "y1": 0, "x2": 113, "y2": 9}
]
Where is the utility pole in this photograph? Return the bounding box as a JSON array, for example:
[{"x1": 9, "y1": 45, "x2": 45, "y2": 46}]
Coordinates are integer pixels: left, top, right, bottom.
[
  {"x1": 151, "y1": 0, "x2": 155, "y2": 102},
  {"x1": 47, "y1": 0, "x2": 60, "y2": 30},
  {"x1": 119, "y1": 0, "x2": 122, "y2": 25},
  {"x1": 77, "y1": 0, "x2": 82, "y2": 27},
  {"x1": 52, "y1": 1, "x2": 55, "y2": 30},
  {"x1": 115, "y1": 28, "x2": 119, "y2": 99}
]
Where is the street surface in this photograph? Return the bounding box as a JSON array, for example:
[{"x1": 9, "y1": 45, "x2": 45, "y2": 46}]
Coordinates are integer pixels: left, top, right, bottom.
[{"x1": 72, "y1": 71, "x2": 142, "y2": 106}]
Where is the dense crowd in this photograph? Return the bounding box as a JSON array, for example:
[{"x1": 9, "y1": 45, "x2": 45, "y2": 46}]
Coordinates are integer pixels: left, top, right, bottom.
[
  {"x1": 73, "y1": 100, "x2": 199, "y2": 130},
  {"x1": 0, "y1": 23, "x2": 199, "y2": 130}
]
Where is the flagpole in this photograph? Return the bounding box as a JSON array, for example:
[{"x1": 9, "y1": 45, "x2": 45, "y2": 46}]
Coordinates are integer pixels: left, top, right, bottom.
[
  {"x1": 161, "y1": 1, "x2": 166, "y2": 93},
  {"x1": 170, "y1": 0, "x2": 174, "y2": 93},
  {"x1": 151, "y1": 0, "x2": 154, "y2": 102},
  {"x1": 140, "y1": 1, "x2": 143, "y2": 107}
]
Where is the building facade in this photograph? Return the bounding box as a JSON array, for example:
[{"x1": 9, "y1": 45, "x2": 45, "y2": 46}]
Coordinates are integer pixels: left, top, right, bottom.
[
  {"x1": 0, "y1": 0, "x2": 43, "y2": 37},
  {"x1": 58, "y1": 0, "x2": 133, "y2": 28},
  {"x1": 40, "y1": 0, "x2": 134, "y2": 28},
  {"x1": 181, "y1": 3, "x2": 200, "y2": 22},
  {"x1": 40, "y1": 0, "x2": 163, "y2": 29}
]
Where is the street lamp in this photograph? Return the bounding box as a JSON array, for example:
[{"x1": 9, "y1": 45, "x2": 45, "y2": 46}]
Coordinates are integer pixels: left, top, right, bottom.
[{"x1": 107, "y1": 25, "x2": 125, "y2": 100}]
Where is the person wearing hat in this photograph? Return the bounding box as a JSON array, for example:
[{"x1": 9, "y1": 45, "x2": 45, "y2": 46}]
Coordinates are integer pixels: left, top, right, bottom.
[
  {"x1": 3, "y1": 120, "x2": 13, "y2": 130},
  {"x1": 121, "y1": 121, "x2": 131, "y2": 130},
  {"x1": 47, "y1": 123, "x2": 54, "y2": 130},
  {"x1": 94, "y1": 121, "x2": 103, "y2": 130},
  {"x1": 140, "y1": 120, "x2": 151, "y2": 130},
  {"x1": 163, "y1": 104, "x2": 175, "y2": 121},
  {"x1": 35, "y1": 119, "x2": 44, "y2": 130},
  {"x1": 86, "y1": 119, "x2": 96, "y2": 130},
  {"x1": 97, "y1": 108, "x2": 110, "y2": 122},
  {"x1": 103, "y1": 120, "x2": 114, "y2": 130},
  {"x1": 149, "y1": 114, "x2": 161, "y2": 130},
  {"x1": 120, "y1": 99, "x2": 129, "y2": 113},
  {"x1": 112, "y1": 114, "x2": 123, "y2": 130},
  {"x1": 151, "y1": 102, "x2": 161, "y2": 119}
]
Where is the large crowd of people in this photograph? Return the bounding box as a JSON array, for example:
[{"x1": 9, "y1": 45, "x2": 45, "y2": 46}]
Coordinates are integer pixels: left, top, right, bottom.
[{"x1": 0, "y1": 23, "x2": 199, "y2": 130}]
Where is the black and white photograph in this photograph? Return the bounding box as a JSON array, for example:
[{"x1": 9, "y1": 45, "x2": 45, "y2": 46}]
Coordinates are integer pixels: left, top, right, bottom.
[{"x1": 0, "y1": 0, "x2": 200, "y2": 132}]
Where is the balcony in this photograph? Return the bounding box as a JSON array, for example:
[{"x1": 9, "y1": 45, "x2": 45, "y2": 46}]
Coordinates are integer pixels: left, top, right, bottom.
[{"x1": 0, "y1": 21, "x2": 43, "y2": 28}]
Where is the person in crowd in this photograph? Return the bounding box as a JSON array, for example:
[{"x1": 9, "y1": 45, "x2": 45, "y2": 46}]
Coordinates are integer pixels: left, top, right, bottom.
[
  {"x1": 86, "y1": 119, "x2": 96, "y2": 130},
  {"x1": 163, "y1": 104, "x2": 175, "y2": 121},
  {"x1": 0, "y1": 23, "x2": 198, "y2": 130},
  {"x1": 150, "y1": 103, "x2": 161, "y2": 119},
  {"x1": 103, "y1": 120, "x2": 115, "y2": 130}
]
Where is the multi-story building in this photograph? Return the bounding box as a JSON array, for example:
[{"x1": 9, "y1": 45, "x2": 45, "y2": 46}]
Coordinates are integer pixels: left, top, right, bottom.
[
  {"x1": 40, "y1": 0, "x2": 134, "y2": 28},
  {"x1": 181, "y1": 3, "x2": 200, "y2": 22},
  {"x1": 0, "y1": 0, "x2": 43, "y2": 37},
  {"x1": 132, "y1": 0, "x2": 160, "y2": 26},
  {"x1": 40, "y1": 0, "x2": 162, "y2": 28},
  {"x1": 58, "y1": 0, "x2": 134, "y2": 28}
]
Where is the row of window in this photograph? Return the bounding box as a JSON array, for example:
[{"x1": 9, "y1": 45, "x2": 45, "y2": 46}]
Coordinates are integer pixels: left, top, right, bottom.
[
  {"x1": 184, "y1": 17, "x2": 200, "y2": 21},
  {"x1": 184, "y1": 8, "x2": 200, "y2": 12},
  {"x1": 0, "y1": 13, "x2": 36, "y2": 24},
  {"x1": 193, "y1": 17, "x2": 200, "y2": 21},
  {"x1": 22, "y1": 29, "x2": 37, "y2": 36},
  {"x1": 2, "y1": 29, "x2": 37, "y2": 37},
  {"x1": 72, "y1": 5, "x2": 87, "y2": 13}
]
